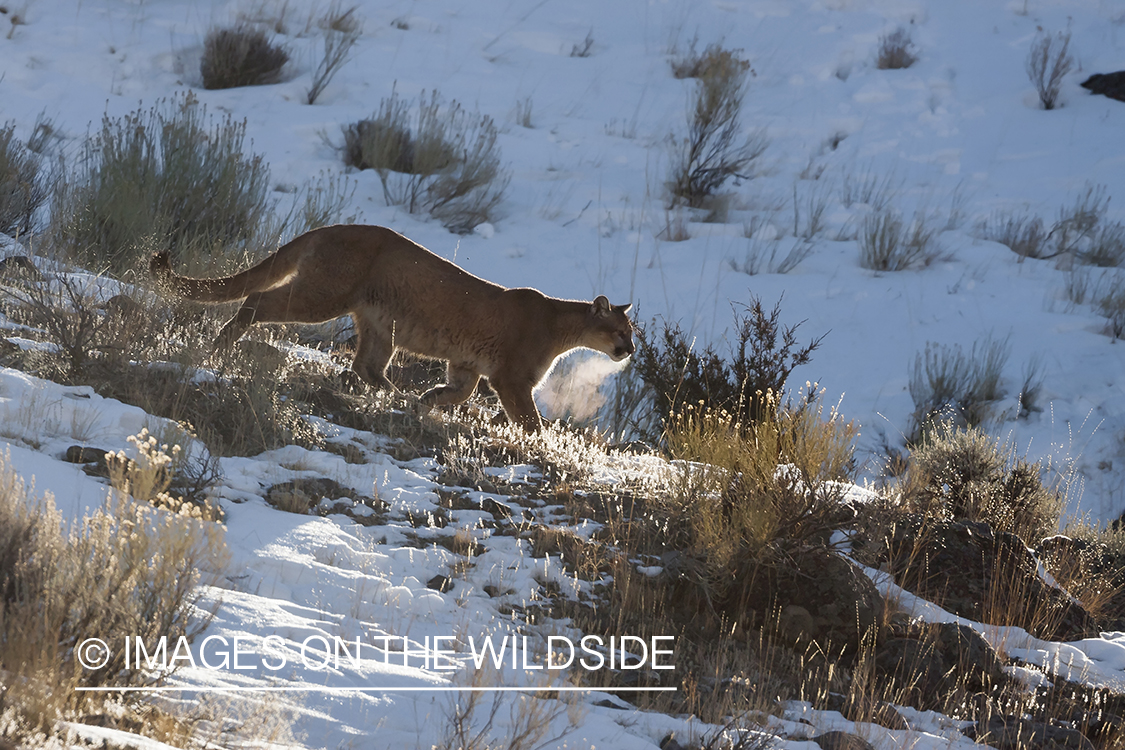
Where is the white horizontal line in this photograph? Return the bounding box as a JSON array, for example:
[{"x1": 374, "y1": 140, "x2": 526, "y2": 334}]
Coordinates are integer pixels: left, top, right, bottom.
[{"x1": 76, "y1": 686, "x2": 676, "y2": 693}]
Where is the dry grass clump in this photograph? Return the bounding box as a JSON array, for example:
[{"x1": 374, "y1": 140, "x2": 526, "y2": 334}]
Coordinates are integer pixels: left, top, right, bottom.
[
  {"x1": 633, "y1": 296, "x2": 824, "y2": 441},
  {"x1": 670, "y1": 39, "x2": 751, "y2": 81},
  {"x1": 901, "y1": 423, "x2": 1062, "y2": 545},
  {"x1": 906, "y1": 336, "x2": 1010, "y2": 442},
  {"x1": 666, "y1": 42, "x2": 767, "y2": 208},
  {"x1": 342, "y1": 89, "x2": 509, "y2": 233},
  {"x1": 0, "y1": 121, "x2": 50, "y2": 237},
  {"x1": 981, "y1": 185, "x2": 1125, "y2": 267},
  {"x1": 53, "y1": 93, "x2": 272, "y2": 275},
  {"x1": 201, "y1": 24, "x2": 289, "y2": 90},
  {"x1": 978, "y1": 210, "x2": 1049, "y2": 259},
  {"x1": 0, "y1": 448, "x2": 225, "y2": 741},
  {"x1": 858, "y1": 208, "x2": 939, "y2": 271},
  {"x1": 1027, "y1": 29, "x2": 1073, "y2": 110},
  {"x1": 876, "y1": 27, "x2": 917, "y2": 70}
]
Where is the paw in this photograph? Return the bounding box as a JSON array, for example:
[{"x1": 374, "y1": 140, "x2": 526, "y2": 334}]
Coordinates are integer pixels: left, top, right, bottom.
[{"x1": 337, "y1": 369, "x2": 366, "y2": 393}]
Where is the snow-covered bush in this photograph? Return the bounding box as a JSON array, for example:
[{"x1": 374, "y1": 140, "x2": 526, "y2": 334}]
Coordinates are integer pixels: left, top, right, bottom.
[
  {"x1": 343, "y1": 89, "x2": 509, "y2": 233},
  {"x1": 200, "y1": 24, "x2": 289, "y2": 90}
]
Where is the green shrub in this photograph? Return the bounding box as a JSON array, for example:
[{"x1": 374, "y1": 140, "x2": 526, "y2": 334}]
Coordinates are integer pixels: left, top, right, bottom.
[
  {"x1": 201, "y1": 25, "x2": 289, "y2": 90},
  {"x1": 633, "y1": 295, "x2": 824, "y2": 439},
  {"x1": 904, "y1": 423, "x2": 1062, "y2": 544},
  {"x1": 53, "y1": 93, "x2": 272, "y2": 274},
  {"x1": 0, "y1": 121, "x2": 49, "y2": 237},
  {"x1": 342, "y1": 89, "x2": 508, "y2": 233}
]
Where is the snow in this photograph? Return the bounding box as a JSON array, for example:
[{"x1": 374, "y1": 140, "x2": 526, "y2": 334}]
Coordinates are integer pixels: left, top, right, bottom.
[{"x1": 3, "y1": 0, "x2": 1125, "y2": 746}]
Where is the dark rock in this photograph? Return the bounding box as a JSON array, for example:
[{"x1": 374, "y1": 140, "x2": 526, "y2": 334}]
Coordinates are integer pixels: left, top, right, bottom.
[
  {"x1": 812, "y1": 731, "x2": 876, "y2": 750},
  {"x1": 264, "y1": 476, "x2": 387, "y2": 523},
  {"x1": 1081, "y1": 72, "x2": 1125, "y2": 102},
  {"x1": 739, "y1": 545, "x2": 884, "y2": 658},
  {"x1": 867, "y1": 516, "x2": 1098, "y2": 641},
  {"x1": 964, "y1": 716, "x2": 1096, "y2": 750},
  {"x1": 875, "y1": 637, "x2": 950, "y2": 709},
  {"x1": 64, "y1": 445, "x2": 109, "y2": 465},
  {"x1": 480, "y1": 496, "x2": 513, "y2": 520},
  {"x1": 426, "y1": 574, "x2": 454, "y2": 593},
  {"x1": 928, "y1": 621, "x2": 1006, "y2": 690},
  {"x1": 1038, "y1": 535, "x2": 1125, "y2": 631},
  {"x1": 102, "y1": 294, "x2": 143, "y2": 323},
  {"x1": 659, "y1": 734, "x2": 690, "y2": 750}
]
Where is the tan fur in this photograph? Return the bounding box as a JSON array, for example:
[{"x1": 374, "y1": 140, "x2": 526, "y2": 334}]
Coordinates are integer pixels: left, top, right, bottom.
[{"x1": 150, "y1": 225, "x2": 635, "y2": 431}]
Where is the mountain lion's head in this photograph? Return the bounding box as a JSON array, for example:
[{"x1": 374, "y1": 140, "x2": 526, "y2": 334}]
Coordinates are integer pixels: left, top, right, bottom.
[{"x1": 589, "y1": 296, "x2": 635, "y2": 361}]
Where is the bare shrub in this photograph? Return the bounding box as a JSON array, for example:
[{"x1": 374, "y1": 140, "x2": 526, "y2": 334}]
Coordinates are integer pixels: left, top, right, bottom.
[
  {"x1": 0, "y1": 121, "x2": 50, "y2": 237},
  {"x1": 731, "y1": 237, "x2": 814, "y2": 276},
  {"x1": 0, "y1": 266, "x2": 160, "y2": 380},
  {"x1": 53, "y1": 93, "x2": 272, "y2": 274},
  {"x1": 1027, "y1": 29, "x2": 1073, "y2": 110},
  {"x1": 903, "y1": 423, "x2": 1062, "y2": 544},
  {"x1": 981, "y1": 186, "x2": 1121, "y2": 264},
  {"x1": 306, "y1": 4, "x2": 362, "y2": 104},
  {"x1": 876, "y1": 27, "x2": 917, "y2": 69},
  {"x1": 907, "y1": 336, "x2": 1010, "y2": 442},
  {"x1": 0, "y1": 450, "x2": 224, "y2": 737},
  {"x1": 569, "y1": 29, "x2": 594, "y2": 58},
  {"x1": 858, "y1": 209, "x2": 939, "y2": 271},
  {"x1": 1081, "y1": 221, "x2": 1125, "y2": 267},
  {"x1": 633, "y1": 295, "x2": 824, "y2": 439},
  {"x1": 200, "y1": 24, "x2": 289, "y2": 90},
  {"x1": 666, "y1": 44, "x2": 766, "y2": 208},
  {"x1": 342, "y1": 89, "x2": 509, "y2": 233}
]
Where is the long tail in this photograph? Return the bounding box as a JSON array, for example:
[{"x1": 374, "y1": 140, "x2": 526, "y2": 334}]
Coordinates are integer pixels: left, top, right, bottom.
[{"x1": 149, "y1": 243, "x2": 301, "y2": 303}]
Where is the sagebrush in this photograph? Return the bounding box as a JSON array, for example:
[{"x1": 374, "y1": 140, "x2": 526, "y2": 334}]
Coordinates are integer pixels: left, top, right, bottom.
[
  {"x1": 342, "y1": 89, "x2": 508, "y2": 233},
  {"x1": 53, "y1": 93, "x2": 272, "y2": 275},
  {"x1": 633, "y1": 295, "x2": 824, "y2": 439}
]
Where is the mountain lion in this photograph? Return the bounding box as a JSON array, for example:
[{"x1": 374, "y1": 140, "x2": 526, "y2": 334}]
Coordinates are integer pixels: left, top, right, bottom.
[{"x1": 150, "y1": 224, "x2": 635, "y2": 431}]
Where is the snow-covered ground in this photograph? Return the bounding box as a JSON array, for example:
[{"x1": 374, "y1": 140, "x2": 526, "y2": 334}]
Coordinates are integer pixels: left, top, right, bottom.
[{"x1": 4, "y1": 0, "x2": 1125, "y2": 747}]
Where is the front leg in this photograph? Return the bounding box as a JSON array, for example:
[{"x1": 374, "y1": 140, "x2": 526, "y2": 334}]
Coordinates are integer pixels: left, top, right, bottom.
[
  {"x1": 420, "y1": 364, "x2": 481, "y2": 408},
  {"x1": 490, "y1": 377, "x2": 543, "y2": 433}
]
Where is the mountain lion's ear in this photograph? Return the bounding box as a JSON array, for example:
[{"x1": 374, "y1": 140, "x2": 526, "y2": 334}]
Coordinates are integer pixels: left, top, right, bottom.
[
  {"x1": 592, "y1": 295, "x2": 611, "y2": 317},
  {"x1": 617, "y1": 302, "x2": 632, "y2": 314}
]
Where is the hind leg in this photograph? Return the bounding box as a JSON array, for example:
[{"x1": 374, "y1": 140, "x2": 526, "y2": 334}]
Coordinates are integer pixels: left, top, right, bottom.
[
  {"x1": 420, "y1": 364, "x2": 481, "y2": 409},
  {"x1": 212, "y1": 284, "x2": 350, "y2": 352},
  {"x1": 351, "y1": 318, "x2": 396, "y2": 392}
]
